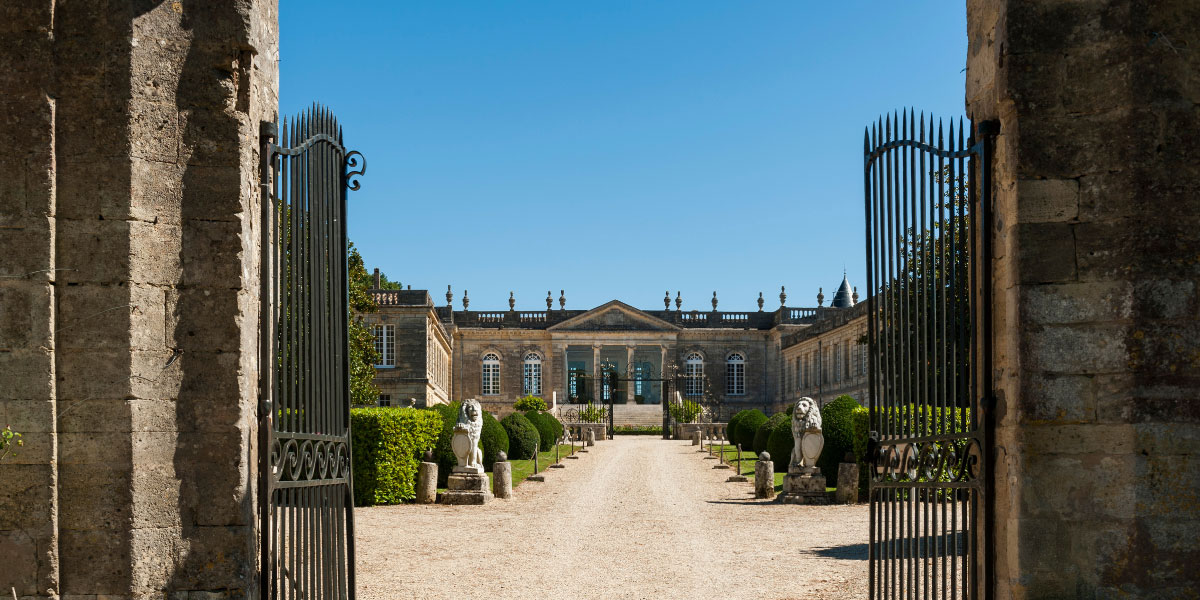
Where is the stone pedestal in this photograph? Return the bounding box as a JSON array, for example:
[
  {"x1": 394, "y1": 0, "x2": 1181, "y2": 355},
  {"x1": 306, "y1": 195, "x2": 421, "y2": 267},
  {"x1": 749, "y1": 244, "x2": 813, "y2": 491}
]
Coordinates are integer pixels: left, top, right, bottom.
[
  {"x1": 440, "y1": 468, "x2": 493, "y2": 505},
  {"x1": 835, "y1": 463, "x2": 859, "y2": 504},
  {"x1": 754, "y1": 454, "x2": 775, "y2": 499},
  {"x1": 691, "y1": 431, "x2": 701, "y2": 446},
  {"x1": 492, "y1": 461, "x2": 512, "y2": 500},
  {"x1": 779, "y1": 467, "x2": 828, "y2": 505},
  {"x1": 586, "y1": 430, "x2": 596, "y2": 446},
  {"x1": 416, "y1": 461, "x2": 438, "y2": 504}
]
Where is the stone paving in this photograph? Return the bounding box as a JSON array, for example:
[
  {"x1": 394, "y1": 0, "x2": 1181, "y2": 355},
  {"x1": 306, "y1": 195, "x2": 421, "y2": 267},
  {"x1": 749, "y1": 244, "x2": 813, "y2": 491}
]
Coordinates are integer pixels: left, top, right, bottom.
[{"x1": 355, "y1": 436, "x2": 868, "y2": 600}]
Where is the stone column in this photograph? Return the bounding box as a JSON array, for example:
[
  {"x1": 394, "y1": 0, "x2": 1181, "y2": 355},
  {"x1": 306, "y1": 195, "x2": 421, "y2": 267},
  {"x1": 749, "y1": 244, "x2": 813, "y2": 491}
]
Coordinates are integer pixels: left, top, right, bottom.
[
  {"x1": 625, "y1": 345, "x2": 635, "y2": 403},
  {"x1": 492, "y1": 453, "x2": 512, "y2": 500},
  {"x1": 0, "y1": 3, "x2": 278, "y2": 598},
  {"x1": 754, "y1": 453, "x2": 775, "y2": 499},
  {"x1": 967, "y1": 2, "x2": 1200, "y2": 596},
  {"x1": 416, "y1": 459, "x2": 437, "y2": 504}
]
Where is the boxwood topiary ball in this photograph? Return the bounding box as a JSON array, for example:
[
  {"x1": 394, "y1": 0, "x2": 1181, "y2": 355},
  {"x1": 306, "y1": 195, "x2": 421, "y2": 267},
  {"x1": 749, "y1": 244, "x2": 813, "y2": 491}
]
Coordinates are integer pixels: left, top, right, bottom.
[{"x1": 500, "y1": 412, "x2": 540, "y2": 460}]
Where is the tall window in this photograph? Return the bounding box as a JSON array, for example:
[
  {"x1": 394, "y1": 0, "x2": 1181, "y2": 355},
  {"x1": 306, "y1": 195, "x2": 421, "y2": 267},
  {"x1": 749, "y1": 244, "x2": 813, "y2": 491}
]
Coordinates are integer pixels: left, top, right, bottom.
[
  {"x1": 684, "y1": 352, "x2": 704, "y2": 397},
  {"x1": 844, "y1": 341, "x2": 852, "y2": 380},
  {"x1": 372, "y1": 324, "x2": 395, "y2": 367},
  {"x1": 833, "y1": 343, "x2": 841, "y2": 382},
  {"x1": 523, "y1": 352, "x2": 542, "y2": 396},
  {"x1": 795, "y1": 357, "x2": 802, "y2": 390},
  {"x1": 482, "y1": 353, "x2": 500, "y2": 395},
  {"x1": 726, "y1": 353, "x2": 745, "y2": 396}
]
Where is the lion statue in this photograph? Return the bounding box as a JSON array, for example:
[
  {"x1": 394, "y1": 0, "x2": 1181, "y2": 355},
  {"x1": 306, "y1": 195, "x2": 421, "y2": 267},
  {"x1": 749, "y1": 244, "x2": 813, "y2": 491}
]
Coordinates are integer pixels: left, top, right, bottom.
[
  {"x1": 791, "y1": 397, "x2": 824, "y2": 471},
  {"x1": 451, "y1": 399, "x2": 485, "y2": 472}
]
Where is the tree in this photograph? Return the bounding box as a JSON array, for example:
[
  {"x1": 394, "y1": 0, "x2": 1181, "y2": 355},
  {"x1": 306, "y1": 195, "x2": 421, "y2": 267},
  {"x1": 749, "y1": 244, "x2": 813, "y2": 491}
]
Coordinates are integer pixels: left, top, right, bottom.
[
  {"x1": 348, "y1": 242, "x2": 381, "y2": 406},
  {"x1": 874, "y1": 164, "x2": 973, "y2": 420}
]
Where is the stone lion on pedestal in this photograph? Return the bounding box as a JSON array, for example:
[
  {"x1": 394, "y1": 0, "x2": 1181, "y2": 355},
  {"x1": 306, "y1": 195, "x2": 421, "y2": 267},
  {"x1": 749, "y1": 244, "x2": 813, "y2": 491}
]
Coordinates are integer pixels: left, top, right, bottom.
[
  {"x1": 451, "y1": 399, "x2": 484, "y2": 472},
  {"x1": 791, "y1": 397, "x2": 824, "y2": 470}
]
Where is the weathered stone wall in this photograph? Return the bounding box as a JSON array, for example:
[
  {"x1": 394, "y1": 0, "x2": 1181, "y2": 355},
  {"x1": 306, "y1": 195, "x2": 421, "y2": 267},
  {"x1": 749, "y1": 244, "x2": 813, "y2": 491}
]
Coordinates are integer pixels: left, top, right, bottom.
[
  {"x1": 967, "y1": 1, "x2": 1199, "y2": 597},
  {"x1": 0, "y1": 2, "x2": 278, "y2": 598},
  {"x1": 363, "y1": 300, "x2": 451, "y2": 407}
]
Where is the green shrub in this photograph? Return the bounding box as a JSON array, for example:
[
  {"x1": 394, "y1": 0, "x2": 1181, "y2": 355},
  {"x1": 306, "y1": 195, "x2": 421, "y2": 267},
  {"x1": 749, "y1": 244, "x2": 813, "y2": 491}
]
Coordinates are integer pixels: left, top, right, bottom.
[
  {"x1": 766, "y1": 413, "x2": 795, "y2": 473},
  {"x1": 513, "y1": 395, "x2": 548, "y2": 412},
  {"x1": 350, "y1": 407, "x2": 442, "y2": 506},
  {"x1": 817, "y1": 395, "x2": 862, "y2": 480},
  {"x1": 726, "y1": 410, "x2": 747, "y2": 447},
  {"x1": 429, "y1": 402, "x2": 508, "y2": 487},
  {"x1": 735, "y1": 410, "x2": 768, "y2": 452},
  {"x1": 524, "y1": 410, "x2": 564, "y2": 451},
  {"x1": 669, "y1": 399, "x2": 703, "y2": 424},
  {"x1": 501, "y1": 412, "x2": 540, "y2": 460},
  {"x1": 480, "y1": 410, "x2": 509, "y2": 468},
  {"x1": 576, "y1": 402, "x2": 609, "y2": 423},
  {"x1": 852, "y1": 406, "x2": 870, "y2": 491},
  {"x1": 754, "y1": 412, "x2": 789, "y2": 455}
]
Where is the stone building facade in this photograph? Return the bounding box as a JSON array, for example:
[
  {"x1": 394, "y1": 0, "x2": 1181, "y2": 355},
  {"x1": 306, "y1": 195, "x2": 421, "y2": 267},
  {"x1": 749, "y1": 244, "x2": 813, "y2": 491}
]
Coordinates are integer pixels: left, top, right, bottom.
[
  {"x1": 365, "y1": 277, "x2": 869, "y2": 418},
  {"x1": 361, "y1": 289, "x2": 451, "y2": 408}
]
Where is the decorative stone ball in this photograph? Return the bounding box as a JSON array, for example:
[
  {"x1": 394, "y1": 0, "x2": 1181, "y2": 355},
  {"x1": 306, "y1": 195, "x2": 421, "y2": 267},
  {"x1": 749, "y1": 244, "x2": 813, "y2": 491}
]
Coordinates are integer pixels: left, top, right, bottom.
[
  {"x1": 760, "y1": 452, "x2": 771, "y2": 462},
  {"x1": 497, "y1": 451, "x2": 507, "y2": 463},
  {"x1": 423, "y1": 449, "x2": 434, "y2": 463}
]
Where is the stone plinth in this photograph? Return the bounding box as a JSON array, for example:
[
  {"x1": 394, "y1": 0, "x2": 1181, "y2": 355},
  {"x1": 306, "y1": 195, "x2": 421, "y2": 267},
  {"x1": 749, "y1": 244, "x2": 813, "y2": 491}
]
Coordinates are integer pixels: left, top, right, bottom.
[
  {"x1": 416, "y1": 461, "x2": 438, "y2": 504},
  {"x1": 835, "y1": 463, "x2": 859, "y2": 504},
  {"x1": 441, "y1": 470, "x2": 493, "y2": 505},
  {"x1": 492, "y1": 461, "x2": 512, "y2": 500},
  {"x1": 754, "y1": 454, "x2": 775, "y2": 499},
  {"x1": 779, "y1": 468, "x2": 828, "y2": 505},
  {"x1": 691, "y1": 431, "x2": 701, "y2": 446}
]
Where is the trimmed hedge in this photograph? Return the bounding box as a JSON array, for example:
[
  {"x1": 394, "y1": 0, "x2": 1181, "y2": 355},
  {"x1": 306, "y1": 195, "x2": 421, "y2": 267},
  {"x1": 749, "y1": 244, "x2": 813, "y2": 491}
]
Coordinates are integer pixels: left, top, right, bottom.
[
  {"x1": 613, "y1": 425, "x2": 663, "y2": 435},
  {"x1": 732, "y1": 409, "x2": 767, "y2": 451},
  {"x1": 501, "y1": 412, "x2": 540, "y2": 460},
  {"x1": 754, "y1": 412, "x2": 789, "y2": 456},
  {"x1": 765, "y1": 413, "x2": 795, "y2": 473},
  {"x1": 524, "y1": 410, "x2": 564, "y2": 452},
  {"x1": 429, "y1": 402, "x2": 508, "y2": 487},
  {"x1": 817, "y1": 395, "x2": 862, "y2": 480},
  {"x1": 350, "y1": 407, "x2": 443, "y2": 506}
]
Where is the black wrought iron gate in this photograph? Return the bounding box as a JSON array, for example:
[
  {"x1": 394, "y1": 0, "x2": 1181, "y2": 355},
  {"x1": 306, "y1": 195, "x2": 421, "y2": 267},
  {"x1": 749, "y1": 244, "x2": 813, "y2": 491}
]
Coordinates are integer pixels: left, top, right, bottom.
[
  {"x1": 258, "y1": 105, "x2": 366, "y2": 600},
  {"x1": 864, "y1": 111, "x2": 995, "y2": 600}
]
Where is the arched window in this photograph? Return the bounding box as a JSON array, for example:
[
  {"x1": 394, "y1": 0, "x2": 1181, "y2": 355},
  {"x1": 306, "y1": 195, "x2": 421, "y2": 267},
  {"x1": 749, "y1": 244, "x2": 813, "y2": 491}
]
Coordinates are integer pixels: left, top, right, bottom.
[
  {"x1": 684, "y1": 352, "x2": 704, "y2": 397},
  {"x1": 481, "y1": 353, "x2": 500, "y2": 395},
  {"x1": 726, "y1": 353, "x2": 745, "y2": 395},
  {"x1": 523, "y1": 352, "x2": 542, "y2": 396}
]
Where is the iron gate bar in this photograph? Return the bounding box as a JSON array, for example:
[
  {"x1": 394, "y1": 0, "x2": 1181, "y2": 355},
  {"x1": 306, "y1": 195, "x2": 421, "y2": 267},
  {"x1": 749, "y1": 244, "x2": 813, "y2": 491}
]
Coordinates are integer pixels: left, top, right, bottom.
[
  {"x1": 864, "y1": 110, "x2": 994, "y2": 600},
  {"x1": 259, "y1": 105, "x2": 364, "y2": 600}
]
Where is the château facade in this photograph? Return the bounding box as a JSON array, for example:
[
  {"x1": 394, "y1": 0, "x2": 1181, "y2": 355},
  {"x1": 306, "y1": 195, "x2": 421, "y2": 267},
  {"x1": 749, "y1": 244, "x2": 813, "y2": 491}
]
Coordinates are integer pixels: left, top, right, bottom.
[{"x1": 360, "y1": 274, "x2": 870, "y2": 417}]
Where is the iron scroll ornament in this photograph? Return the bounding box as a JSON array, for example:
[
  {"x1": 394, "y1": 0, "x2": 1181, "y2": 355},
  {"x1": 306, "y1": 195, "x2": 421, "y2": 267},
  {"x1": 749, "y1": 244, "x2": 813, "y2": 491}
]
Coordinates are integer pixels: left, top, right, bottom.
[
  {"x1": 345, "y1": 150, "x2": 366, "y2": 191},
  {"x1": 871, "y1": 438, "x2": 983, "y2": 484}
]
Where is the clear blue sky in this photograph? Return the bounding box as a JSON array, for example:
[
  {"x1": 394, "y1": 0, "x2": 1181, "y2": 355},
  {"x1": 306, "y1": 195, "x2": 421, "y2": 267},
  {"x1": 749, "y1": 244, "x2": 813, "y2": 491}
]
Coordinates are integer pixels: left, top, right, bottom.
[{"x1": 280, "y1": 2, "x2": 967, "y2": 312}]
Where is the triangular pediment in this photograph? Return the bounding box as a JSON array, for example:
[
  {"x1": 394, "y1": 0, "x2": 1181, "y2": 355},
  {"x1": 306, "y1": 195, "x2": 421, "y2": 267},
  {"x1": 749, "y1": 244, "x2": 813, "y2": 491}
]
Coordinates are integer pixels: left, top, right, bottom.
[{"x1": 548, "y1": 300, "x2": 680, "y2": 332}]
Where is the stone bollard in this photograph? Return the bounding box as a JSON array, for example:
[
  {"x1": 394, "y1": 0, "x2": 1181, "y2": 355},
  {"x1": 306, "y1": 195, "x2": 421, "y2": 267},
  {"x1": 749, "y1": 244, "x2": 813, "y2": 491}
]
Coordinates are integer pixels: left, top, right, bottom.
[
  {"x1": 691, "y1": 430, "x2": 701, "y2": 446},
  {"x1": 755, "y1": 452, "x2": 775, "y2": 499},
  {"x1": 416, "y1": 450, "x2": 437, "y2": 504},
  {"x1": 492, "y1": 451, "x2": 512, "y2": 499},
  {"x1": 836, "y1": 462, "x2": 860, "y2": 504},
  {"x1": 586, "y1": 429, "x2": 596, "y2": 447}
]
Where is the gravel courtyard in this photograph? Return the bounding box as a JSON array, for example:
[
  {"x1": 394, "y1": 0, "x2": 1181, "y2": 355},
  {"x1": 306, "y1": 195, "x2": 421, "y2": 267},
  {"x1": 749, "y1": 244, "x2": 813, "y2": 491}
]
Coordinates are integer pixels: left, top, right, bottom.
[{"x1": 355, "y1": 436, "x2": 868, "y2": 600}]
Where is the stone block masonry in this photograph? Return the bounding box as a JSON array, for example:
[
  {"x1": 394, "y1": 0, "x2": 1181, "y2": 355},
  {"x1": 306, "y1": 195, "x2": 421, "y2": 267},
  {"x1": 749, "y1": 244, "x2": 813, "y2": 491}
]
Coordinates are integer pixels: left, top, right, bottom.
[
  {"x1": 967, "y1": 1, "x2": 1200, "y2": 597},
  {"x1": 0, "y1": 2, "x2": 278, "y2": 599}
]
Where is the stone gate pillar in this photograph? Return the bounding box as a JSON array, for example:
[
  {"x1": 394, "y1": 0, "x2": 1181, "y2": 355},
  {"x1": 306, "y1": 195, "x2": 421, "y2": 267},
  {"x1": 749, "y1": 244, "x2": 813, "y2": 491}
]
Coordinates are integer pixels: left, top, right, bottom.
[
  {"x1": 967, "y1": 2, "x2": 1199, "y2": 597},
  {"x1": 0, "y1": 2, "x2": 278, "y2": 599}
]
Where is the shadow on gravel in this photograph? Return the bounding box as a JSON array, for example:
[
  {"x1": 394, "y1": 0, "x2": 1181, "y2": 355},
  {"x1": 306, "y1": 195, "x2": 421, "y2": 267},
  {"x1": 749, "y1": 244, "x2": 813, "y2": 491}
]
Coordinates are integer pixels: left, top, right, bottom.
[
  {"x1": 810, "y1": 543, "x2": 868, "y2": 560},
  {"x1": 704, "y1": 499, "x2": 772, "y2": 506}
]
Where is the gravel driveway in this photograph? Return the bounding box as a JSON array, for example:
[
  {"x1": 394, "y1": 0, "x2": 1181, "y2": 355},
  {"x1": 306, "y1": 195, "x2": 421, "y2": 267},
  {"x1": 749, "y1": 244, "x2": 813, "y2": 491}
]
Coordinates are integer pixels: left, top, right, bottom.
[{"x1": 355, "y1": 436, "x2": 868, "y2": 600}]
